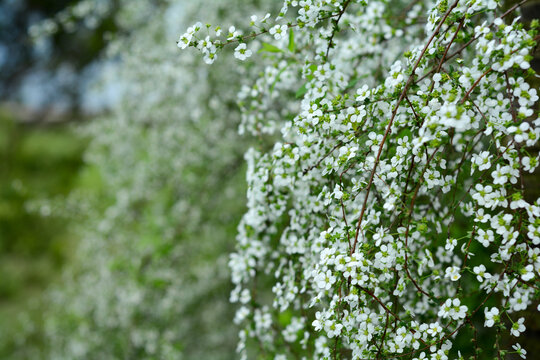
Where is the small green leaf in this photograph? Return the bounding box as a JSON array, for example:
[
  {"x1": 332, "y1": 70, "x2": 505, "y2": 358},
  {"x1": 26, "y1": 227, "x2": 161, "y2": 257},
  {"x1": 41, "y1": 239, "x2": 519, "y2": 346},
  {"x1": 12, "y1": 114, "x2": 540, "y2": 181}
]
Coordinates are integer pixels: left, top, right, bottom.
[
  {"x1": 270, "y1": 65, "x2": 289, "y2": 94},
  {"x1": 295, "y1": 83, "x2": 307, "y2": 98},
  {"x1": 288, "y1": 29, "x2": 295, "y2": 52},
  {"x1": 259, "y1": 42, "x2": 283, "y2": 53},
  {"x1": 346, "y1": 78, "x2": 358, "y2": 89}
]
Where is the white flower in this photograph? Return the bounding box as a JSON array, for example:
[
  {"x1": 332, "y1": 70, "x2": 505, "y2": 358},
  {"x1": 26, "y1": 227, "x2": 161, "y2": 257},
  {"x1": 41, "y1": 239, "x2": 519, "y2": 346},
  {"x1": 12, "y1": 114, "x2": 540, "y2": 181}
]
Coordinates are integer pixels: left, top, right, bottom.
[
  {"x1": 312, "y1": 311, "x2": 324, "y2": 331},
  {"x1": 366, "y1": 132, "x2": 383, "y2": 152},
  {"x1": 472, "y1": 151, "x2": 492, "y2": 171},
  {"x1": 474, "y1": 208, "x2": 491, "y2": 223},
  {"x1": 491, "y1": 164, "x2": 510, "y2": 185},
  {"x1": 203, "y1": 51, "x2": 217, "y2": 64},
  {"x1": 522, "y1": 156, "x2": 538, "y2": 173},
  {"x1": 315, "y1": 270, "x2": 336, "y2": 290},
  {"x1": 234, "y1": 43, "x2": 252, "y2": 61},
  {"x1": 269, "y1": 24, "x2": 287, "y2": 40},
  {"x1": 472, "y1": 183, "x2": 494, "y2": 206},
  {"x1": 427, "y1": 322, "x2": 443, "y2": 337},
  {"x1": 438, "y1": 298, "x2": 467, "y2": 320},
  {"x1": 520, "y1": 264, "x2": 534, "y2": 281},
  {"x1": 510, "y1": 317, "x2": 526, "y2": 337},
  {"x1": 453, "y1": 301, "x2": 468, "y2": 320},
  {"x1": 234, "y1": 306, "x2": 250, "y2": 324},
  {"x1": 527, "y1": 224, "x2": 540, "y2": 245},
  {"x1": 473, "y1": 264, "x2": 490, "y2": 282},
  {"x1": 477, "y1": 228, "x2": 494, "y2": 247},
  {"x1": 324, "y1": 320, "x2": 343, "y2": 338},
  {"x1": 177, "y1": 32, "x2": 193, "y2": 49},
  {"x1": 424, "y1": 169, "x2": 443, "y2": 189},
  {"x1": 509, "y1": 122, "x2": 531, "y2": 143},
  {"x1": 445, "y1": 266, "x2": 461, "y2": 281},
  {"x1": 484, "y1": 307, "x2": 499, "y2": 327},
  {"x1": 512, "y1": 343, "x2": 527, "y2": 359},
  {"x1": 227, "y1": 26, "x2": 240, "y2": 40},
  {"x1": 333, "y1": 184, "x2": 343, "y2": 200},
  {"x1": 492, "y1": 213, "x2": 513, "y2": 236},
  {"x1": 445, "y1": 238, "x2": 457, "y2": 252},
  {"x1": 261, "y1": 13, "x2": 270, "y2": 23},
  {"x1": 438, "y1": 299, "x2": 453, "y2": 318}
]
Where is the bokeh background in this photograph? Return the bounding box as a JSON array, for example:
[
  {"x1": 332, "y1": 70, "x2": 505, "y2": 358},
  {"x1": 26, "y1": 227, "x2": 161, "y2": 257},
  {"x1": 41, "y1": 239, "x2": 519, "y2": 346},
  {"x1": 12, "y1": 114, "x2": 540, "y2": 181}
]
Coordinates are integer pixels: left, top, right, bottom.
[
  {"x1": 1, "y1": 0, "x2": 258, "y2": 358},
  {"x1": 0, "y1": 0, "x2": 101, "y2": 340}
]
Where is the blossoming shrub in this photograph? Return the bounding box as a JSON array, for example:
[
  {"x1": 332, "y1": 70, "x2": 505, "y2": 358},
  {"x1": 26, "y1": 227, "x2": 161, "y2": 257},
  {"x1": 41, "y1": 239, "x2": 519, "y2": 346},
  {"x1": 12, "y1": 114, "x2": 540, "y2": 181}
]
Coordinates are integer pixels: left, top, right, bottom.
[{"x1": 181, "y1": 0, "x2": 540, "y2": 358}]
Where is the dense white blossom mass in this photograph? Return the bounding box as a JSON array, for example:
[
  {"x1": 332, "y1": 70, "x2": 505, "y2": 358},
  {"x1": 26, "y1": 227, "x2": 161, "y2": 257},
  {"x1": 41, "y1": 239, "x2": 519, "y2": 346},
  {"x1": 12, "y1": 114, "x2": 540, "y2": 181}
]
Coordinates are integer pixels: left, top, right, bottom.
[{"x1": 181, "y1": 0, "x2": 540, "y2": 358}]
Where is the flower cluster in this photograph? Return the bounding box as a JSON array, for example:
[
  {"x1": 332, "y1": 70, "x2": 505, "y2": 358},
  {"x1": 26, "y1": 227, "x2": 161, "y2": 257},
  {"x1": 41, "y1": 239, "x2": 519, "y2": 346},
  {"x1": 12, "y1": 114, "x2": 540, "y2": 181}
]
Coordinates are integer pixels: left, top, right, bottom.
[{"x1": 182, "y1": 0, "x2": 540, "y2": 358}]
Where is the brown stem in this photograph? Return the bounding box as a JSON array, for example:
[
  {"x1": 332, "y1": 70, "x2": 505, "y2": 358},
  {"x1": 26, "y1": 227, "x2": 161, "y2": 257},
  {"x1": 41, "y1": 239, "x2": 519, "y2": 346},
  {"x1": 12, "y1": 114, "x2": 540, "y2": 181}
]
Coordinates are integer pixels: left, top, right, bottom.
[{"x1": 350, "y1": 0, "x2": 461, "y2": 256}]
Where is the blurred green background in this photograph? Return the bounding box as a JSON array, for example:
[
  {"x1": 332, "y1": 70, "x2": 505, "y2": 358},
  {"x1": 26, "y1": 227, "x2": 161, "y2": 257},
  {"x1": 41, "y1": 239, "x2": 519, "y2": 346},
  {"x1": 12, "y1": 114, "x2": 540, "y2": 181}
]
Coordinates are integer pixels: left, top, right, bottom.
[
  {"x1": 0, "y1": 111, "x2": 85, "y2": 301},
  {"x1": 0, "y1": 111, "x2": 85, "y2": 357},
  {"x1": 0, "y1": 0, "x2": 109, "y2": 355}
]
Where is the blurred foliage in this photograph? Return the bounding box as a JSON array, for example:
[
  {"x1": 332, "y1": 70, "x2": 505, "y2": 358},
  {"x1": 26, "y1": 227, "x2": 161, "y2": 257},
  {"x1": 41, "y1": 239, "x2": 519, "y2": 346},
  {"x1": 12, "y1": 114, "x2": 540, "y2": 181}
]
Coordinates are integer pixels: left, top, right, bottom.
[{"x1": 0, "y1": 108, "x2": 87, "y2": 346}]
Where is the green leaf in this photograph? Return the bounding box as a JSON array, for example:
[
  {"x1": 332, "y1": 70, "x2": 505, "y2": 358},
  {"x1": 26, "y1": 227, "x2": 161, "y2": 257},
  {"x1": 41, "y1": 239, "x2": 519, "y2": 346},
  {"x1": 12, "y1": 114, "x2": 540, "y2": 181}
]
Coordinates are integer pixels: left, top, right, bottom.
[
  {"x1": 259, "y1": 42, "x2": 283, "y2": 53},
  {"x1": 305, "y1": 64, "x2": 317, "y2": 81},
  {"x1": 288, "y1": 29, "x2": 295, "y2": 52},
  {"x1": 346, "y1": 77, "x2": 358, "y2": 89},
  {"x1": 270, "y1": 65, "x2": 289, "y2": 94},
  {"x1": 295, "y1": 83, "x2": 307, "y2": 98}
]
